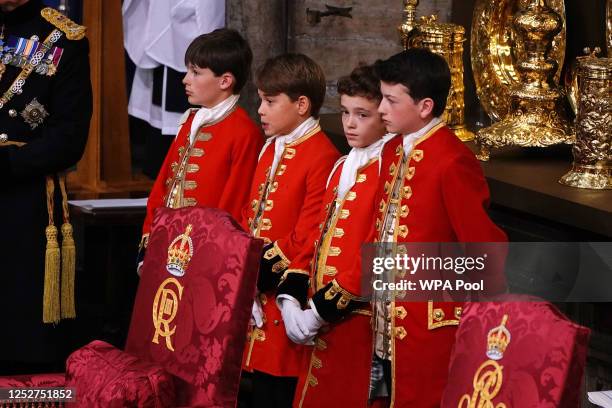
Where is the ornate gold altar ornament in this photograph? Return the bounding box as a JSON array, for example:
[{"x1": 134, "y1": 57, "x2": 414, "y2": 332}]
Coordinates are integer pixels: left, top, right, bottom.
[
  {"x1": 458, "y1": 315, "x2": 510, "y2": 408},
  {"x1": 398, "y1": 0, "x2": 474, "y2": 141},
  {"x1": 471, "y1": 0, "x2": 565, "y2": 122},
  {"x1": 152, "y1": 277, "x2": 184, "y2": 352},
  {"x1": 166, "y1": 224, "x2": 194, "y2": 277},
  {"x1": 472, "y1": 0, "x2": 574, "y2": 161},
  {"x1": 560, "y1": 48, "x2": 612, "y2": 189}
]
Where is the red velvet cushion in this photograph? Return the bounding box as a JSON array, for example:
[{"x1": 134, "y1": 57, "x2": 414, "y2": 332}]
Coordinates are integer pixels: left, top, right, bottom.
[
  {"x1": 441, "y1": 297, "x2": 590, "y2": 408},
  {"x1": 126, "y1": 207, "x2": 262, "y2": 407},
  {"x1": 64, "y1": 340, "x2": 175, "y2": 408},
  {"x1": 0, "y1": 372, "x2": 65, "y2": 387},
  {"x1": 0, "y1": 373, "x2": 66, "y2": 408}
]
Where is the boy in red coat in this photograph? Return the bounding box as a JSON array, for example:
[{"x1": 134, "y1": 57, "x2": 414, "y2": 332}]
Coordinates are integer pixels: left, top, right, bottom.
[
  {"x1": 241, "y1": 53, "x2": 340, "y2": 407},
  {"x1": 278, "y1": 65, "x2": 392, "y2": 408},
  {"x1": 370, "y1": 48, "x2": 507, "y2": 408},
  {"x1": 138, "y1": 29, "x2": 263, "y2": 271}
]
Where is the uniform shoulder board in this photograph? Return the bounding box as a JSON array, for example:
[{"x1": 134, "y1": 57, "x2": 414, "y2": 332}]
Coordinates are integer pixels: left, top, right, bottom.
[{"x1": 41, "y1": 7, "x2": 86, "y2": 40}]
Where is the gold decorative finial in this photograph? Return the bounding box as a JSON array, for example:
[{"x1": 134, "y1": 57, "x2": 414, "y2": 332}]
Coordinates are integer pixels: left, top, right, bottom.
[{"x1": 398, "y1": 0, "x2": 419, "y2": 49}]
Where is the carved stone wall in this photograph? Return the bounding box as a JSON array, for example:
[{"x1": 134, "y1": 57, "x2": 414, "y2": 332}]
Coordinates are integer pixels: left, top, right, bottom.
[
  {"x1": 288, "y1": 0, "x2": 452, "y2": 112},
  {"x1": 227, "y1": 0, "x2": 453, "y2": 115}
]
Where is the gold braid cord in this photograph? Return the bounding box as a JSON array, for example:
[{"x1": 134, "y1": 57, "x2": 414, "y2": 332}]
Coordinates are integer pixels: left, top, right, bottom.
[
  {"x1": 42, "y1": 174, "x2": 77, "y2": 323},
  {"x1": 43, "y1": 176, "x2": 60, "y2": 324},
  {"x1": 59, "y1": 174, "x2": 76, "y2": 318}
]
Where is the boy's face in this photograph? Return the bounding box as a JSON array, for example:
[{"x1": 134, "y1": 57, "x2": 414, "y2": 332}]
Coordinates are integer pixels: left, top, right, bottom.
[
  {"x1": 340, "y1": 94, "x2": 386, "y2": 148},
  {"x1": 183, "y1": 65, "x2": 228, "y2": 108},
  {"x1": 257, "y1": 90, "x2": 307, "y2": 137},
  {"x1": 378, "y1": 81, "x2": 431, "y2": 135}
]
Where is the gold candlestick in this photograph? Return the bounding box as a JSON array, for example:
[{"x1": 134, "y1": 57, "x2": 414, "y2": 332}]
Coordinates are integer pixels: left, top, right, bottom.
[{"x1": 475, "y1": 0, "x2": 574, "y2": 161}]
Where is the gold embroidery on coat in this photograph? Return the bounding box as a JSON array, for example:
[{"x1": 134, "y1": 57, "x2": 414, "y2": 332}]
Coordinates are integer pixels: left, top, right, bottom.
[{"x1": 152, "y1": 278, "x2": 184, "y2": 352}]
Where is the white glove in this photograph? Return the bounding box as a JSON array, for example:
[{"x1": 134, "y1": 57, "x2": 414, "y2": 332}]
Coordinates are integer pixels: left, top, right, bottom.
[
  {"x1": 279, "y1": 297, "x2": 312, "y2": 344},
  {"x1": 304, "y1": 299, "x2": 325, "y2": 334},
  {"x1": 250, "y1": 297, "x2": 264, "y2": 328}
]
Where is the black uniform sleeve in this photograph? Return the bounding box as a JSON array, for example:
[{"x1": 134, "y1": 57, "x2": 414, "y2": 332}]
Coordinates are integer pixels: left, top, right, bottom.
[
  {"x1": 4, "y1": 38, "x2": 92, "y2": 181},
  {"x1": 311, "y1": 280, "x2": 368, "y2": 323},
  {"x1": 277, "y1": 271, "x2": 309, "y2": 307},
  {"x1": 257, "y1": 241, "x2": 290, "y2": 292}
]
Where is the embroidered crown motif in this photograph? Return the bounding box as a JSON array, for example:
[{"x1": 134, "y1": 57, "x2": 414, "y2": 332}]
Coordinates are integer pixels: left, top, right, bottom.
[
  {"x1": 486, "y1": 314, "x2": 511, "y2": 361},
  {"x1": 166, "y1": 224, "x2": 193, "y2": 277}
]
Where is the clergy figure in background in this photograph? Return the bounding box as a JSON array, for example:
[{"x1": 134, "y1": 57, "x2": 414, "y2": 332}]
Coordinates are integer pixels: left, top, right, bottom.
[{"x1": 122, "y1": 0, "x2": 225, "y2": 178}]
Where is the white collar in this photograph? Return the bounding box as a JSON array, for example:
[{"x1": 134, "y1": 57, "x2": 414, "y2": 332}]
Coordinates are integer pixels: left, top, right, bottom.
[
  {"x1": 188, "y1": 94, "x2": 240, "y2": 143},
  {"x1": 258, "y1": 116, "x2": 319, "y2": 163},
  {"x1": 336, "y1": 133, "x2": 395, "y2": 200},
  {"x1": 402, "y1": 117, "x2": 442, "y2": 157}
]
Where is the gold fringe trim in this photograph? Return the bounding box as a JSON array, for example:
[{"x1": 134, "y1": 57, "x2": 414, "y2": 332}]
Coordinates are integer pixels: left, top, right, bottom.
[
  {"x1": 60, "y1": 223, "x2": 76, "y2": 319},
  {"x1": 43, "y1": 176, "x2": 61, "y2": 324},
  {"x1": 43, "y1": 224, "x2": 60, "y2": 324},
  {"x1": 59, "y1": 175, "x2": 75, "y2": 319},
  {"x1": 42, "y1": 174, "x2": 77, "y2": 324}
]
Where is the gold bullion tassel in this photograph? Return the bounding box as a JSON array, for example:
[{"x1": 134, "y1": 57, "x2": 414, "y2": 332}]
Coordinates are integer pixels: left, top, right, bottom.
[
  {"x1": 43, "y1": 176, "x2": 61, "y2": 324},
  {"x1": 59, "y1": 174, "x2": 76, "y2": 318}
]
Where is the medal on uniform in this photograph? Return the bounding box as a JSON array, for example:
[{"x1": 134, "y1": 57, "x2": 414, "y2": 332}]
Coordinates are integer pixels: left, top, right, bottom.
[
  {"x1": 1, "y1": 35, "x2": 63, "y2": 75},
  {"x1": 20, "y1": 98, "x2": 49, "y2": 129}
]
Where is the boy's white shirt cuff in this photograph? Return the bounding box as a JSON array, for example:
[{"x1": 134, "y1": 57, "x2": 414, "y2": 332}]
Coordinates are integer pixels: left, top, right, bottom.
[
  {"x1": 276, "y1": 294, "x2": 301, "y2": 310},
  {"x1": 308, "y1": 298, "x2": 325, "y2": 323}
]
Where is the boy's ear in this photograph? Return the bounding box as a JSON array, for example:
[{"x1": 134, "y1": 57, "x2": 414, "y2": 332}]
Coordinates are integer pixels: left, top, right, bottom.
[
  {"x1": 296, "y1": 95, "x2": 312, "y2": 117},
  {"x1": 419, "y1": 98, "x2": 435, "y2": 119},
  {"x1": 219, "y1": 72, "x2": 235, "y2": 91}
]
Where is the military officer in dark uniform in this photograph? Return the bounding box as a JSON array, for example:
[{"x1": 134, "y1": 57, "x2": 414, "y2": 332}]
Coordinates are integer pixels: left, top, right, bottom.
[{"x1": 0, "y1": 0, "x2": 92, "y2": 374}]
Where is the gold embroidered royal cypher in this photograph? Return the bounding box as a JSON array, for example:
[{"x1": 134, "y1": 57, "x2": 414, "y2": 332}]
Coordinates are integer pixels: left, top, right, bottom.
[
  {"x1": 458, "y1": 315, "x2": 510, "y2": 408},
  {"x1": 152, "y1": 277, "x2": 184, "y2": 352}
]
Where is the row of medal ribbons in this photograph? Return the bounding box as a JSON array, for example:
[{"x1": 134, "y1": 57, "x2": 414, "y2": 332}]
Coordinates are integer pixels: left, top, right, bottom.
[{"x1": 0, "y1": 34, "x2": 63, "y2": 76}]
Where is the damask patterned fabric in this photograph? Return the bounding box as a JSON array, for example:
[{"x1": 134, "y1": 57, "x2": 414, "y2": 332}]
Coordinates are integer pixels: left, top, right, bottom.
[
  {"x1": 0, "y1": 372, "x2": 65, "y2": 387},
  {"x1": 441, "y1": 297, "x2": 590, "y2": 408},
  {"x1": 0, "y1": 372, "x2": 65, "y2": 408},
  {"x1": 126, "y1": 207, "x2": 263, "y2": 407},
  {"x1": 64, "y1": 340, "x2": 175, "y2": 408}
]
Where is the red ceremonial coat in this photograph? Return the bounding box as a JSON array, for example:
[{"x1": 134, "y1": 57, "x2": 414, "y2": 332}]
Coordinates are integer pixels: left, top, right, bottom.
[
  {"x1": 374, "y1": 123, "x2": 508, "y2": 408},
  {"x1": 241, "y1": 125, "x2": 340, "y2": 377},
  {"x1": 290, "y1": 157, "x2": 380, "y2": 408},
  {"x1": 141, "y1": 107, "x2": 263, "y2": 243}
]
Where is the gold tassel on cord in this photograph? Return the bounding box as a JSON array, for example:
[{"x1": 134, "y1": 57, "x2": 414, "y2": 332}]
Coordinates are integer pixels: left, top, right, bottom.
[
  {"x1": 43, "y1": 176, "x2": 61, "y2": 324},
  {"x1": 59, "y1": 174, "x2": 76, "y2": 319}
]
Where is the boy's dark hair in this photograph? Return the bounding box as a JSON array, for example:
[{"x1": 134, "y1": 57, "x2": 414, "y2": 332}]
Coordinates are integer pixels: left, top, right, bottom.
[
  {"x1": 184, "y1": 28, "x2": 253, "y2": 94},
  {"x1": 337, "y1": 64, "x2": 382, "y2": 103},
  {"x1": 374, "y1": 48, "x2": 451, "y2": 117},
  {"x1": 255, "y1": 53, "x2": 326, "y2": 118}
]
